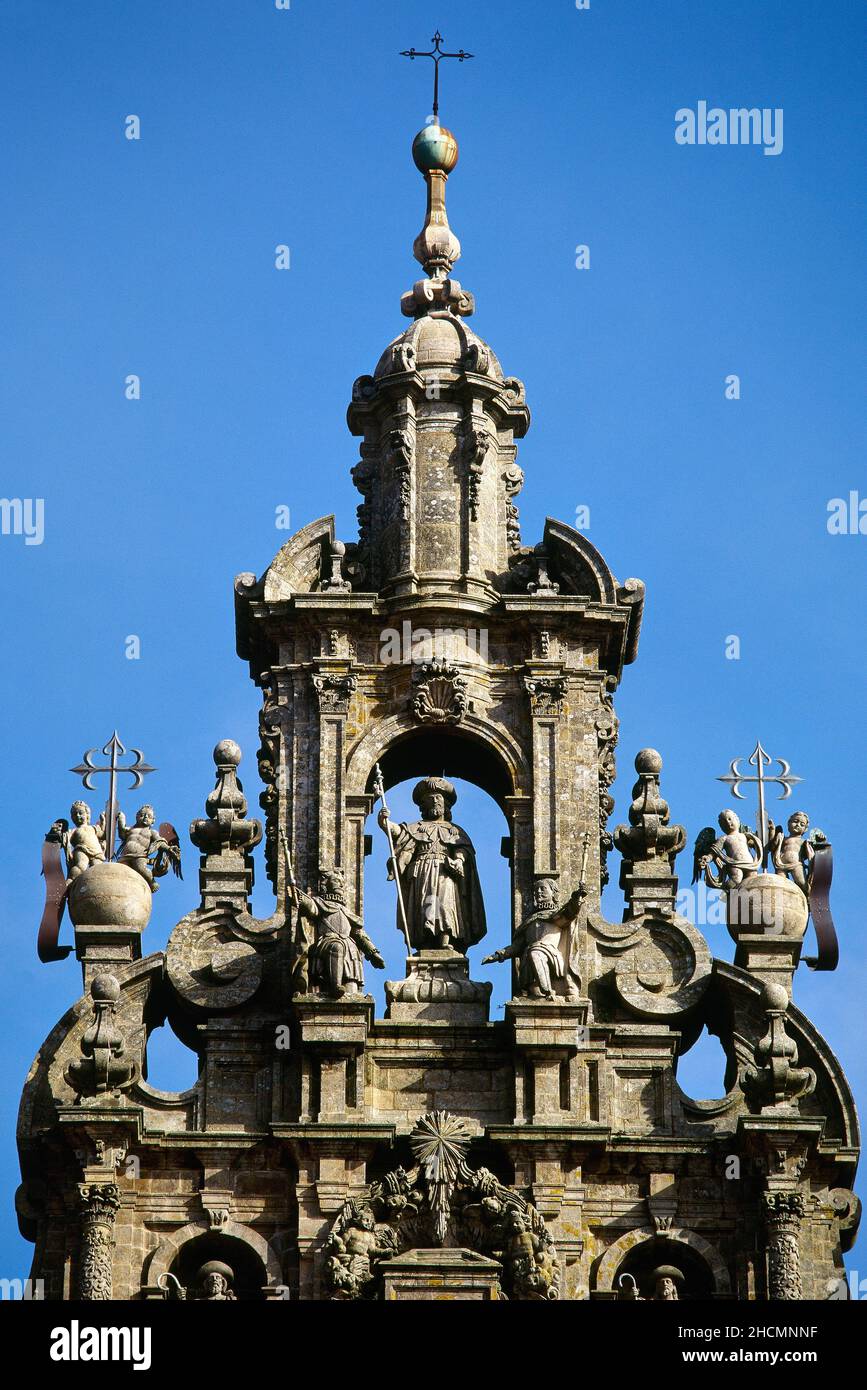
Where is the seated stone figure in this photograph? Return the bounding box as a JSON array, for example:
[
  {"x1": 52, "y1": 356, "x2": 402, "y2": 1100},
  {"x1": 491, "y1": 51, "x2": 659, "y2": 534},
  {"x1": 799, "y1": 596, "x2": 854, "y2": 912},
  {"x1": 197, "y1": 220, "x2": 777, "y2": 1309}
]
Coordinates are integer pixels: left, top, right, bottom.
[
  {"x1": 294, "y1": 867, "x2": 384, "y2": 997},
  {"x1": 483, "y1": 879, "x2": 584, "y2": 999}
]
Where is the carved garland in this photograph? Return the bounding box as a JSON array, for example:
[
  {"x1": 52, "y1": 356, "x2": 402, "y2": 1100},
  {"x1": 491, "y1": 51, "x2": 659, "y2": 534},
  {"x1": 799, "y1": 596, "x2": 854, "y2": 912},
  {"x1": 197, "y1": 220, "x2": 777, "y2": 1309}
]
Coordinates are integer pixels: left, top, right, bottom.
[
  {"x1": 595, "y1": 677, "x2": 620, "y2": 888},
  {"x1": 387, "y1": 428, "x2": 413, "y2": 523}
]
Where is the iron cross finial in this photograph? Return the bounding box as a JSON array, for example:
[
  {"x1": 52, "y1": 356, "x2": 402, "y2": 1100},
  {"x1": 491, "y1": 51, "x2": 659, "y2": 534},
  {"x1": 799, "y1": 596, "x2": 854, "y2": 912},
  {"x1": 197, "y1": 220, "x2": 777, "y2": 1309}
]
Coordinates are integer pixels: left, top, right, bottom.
[
  {"x1": 400, "y1": 30, "x2": 474, "y2": 119},
  {"x1": 70, "y1": 731, "x2": 156, "y2": 861},
  {"x1": 717, "y1": 739, "x2": 803, "y2": 848}
]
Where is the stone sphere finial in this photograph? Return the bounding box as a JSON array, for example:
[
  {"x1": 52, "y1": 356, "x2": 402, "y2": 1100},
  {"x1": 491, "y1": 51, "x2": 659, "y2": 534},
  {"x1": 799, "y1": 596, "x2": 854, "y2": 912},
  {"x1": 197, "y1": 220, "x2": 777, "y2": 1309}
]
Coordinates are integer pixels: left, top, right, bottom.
[
  {"x1": 635, "y1": 748, "x2": 663, "y2": 775},
  {"x1": 91, "y1": 972, "x2": 121, "y2": 1004},
  {"x1": 213, "y1": 739, "x2": 242, "y2": 767},
  {"x1": 762, "y1": 982, "x2": 790, "y2": 1013}
]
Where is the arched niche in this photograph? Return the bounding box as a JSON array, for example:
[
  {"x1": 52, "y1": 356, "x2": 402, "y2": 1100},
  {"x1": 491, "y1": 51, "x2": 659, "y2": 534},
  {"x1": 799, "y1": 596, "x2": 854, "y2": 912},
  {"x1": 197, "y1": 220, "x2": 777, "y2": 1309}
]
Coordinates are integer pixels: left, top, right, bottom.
[
  {"x1": 142, "y1": 1220, "x2": 283, "y2": 1300},
  {"x1": 595, "y1": 1225, "x2": 731, "y2": 1299},
  {"x1": 342, "y1": 716, "x2": 533, "y2": 931}
]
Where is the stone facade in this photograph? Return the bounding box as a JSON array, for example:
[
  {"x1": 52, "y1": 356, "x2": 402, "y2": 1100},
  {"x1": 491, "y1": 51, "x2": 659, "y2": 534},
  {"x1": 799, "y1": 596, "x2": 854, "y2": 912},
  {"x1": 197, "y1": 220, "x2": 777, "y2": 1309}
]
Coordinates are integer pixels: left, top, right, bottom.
[{"x1": 17, "y1": 115, "x2": 859, "y2": 1302}]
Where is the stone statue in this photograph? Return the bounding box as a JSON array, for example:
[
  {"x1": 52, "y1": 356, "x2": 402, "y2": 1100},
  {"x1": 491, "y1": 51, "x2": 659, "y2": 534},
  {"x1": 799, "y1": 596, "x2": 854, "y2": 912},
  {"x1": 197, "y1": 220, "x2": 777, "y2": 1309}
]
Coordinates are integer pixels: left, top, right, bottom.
[
  {"x1": 650, "y1": 1265, "x2": 682, "y2": 1300},
  {"x1": 483, "y1": 879, "x2": 584, "y2": 999},
  {"x1": 116, "y1": 805, "x2": 182, "y2": 889},
  {"x1": 692, "y1": 809, "x2": 763, "y2": 890},
  {"x1": 65, "y1": 801, "x2": 107, "y2": 882},
  {"x1": 293, "y1": 867, "x2": 384, "y2": 997},
  {"x1": 498, "y1": 1207, "x2": 558, "y2": 1300},
  {"x1": 196, "y1": 1260, "x2": 236, "y2": 1300},
  {"x1": 378, "y1": 776, "x2": 486, "y2": 952},
  {"x1": 321, "y1": 1201, "x2": 397, "y2": 1299},
  {"x1": 768, "y1": 811, "x2": 814, "y2": 894},
  {"x1": 157, "y1": 1260, "x2": 236, "y2": 1300}
]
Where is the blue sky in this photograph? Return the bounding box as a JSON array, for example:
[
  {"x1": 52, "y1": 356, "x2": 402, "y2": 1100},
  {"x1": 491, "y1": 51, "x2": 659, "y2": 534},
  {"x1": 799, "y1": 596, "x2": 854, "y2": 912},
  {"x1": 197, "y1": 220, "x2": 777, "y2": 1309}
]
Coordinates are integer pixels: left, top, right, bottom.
[{"x1": 1, "y1": 0, "x2": 864, "y2": 1284}]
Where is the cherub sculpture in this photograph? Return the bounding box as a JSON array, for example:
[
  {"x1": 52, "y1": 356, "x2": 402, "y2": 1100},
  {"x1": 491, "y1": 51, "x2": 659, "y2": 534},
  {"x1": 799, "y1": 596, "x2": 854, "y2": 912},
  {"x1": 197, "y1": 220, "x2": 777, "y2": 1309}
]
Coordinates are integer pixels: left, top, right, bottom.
[
  {"x1": 116, "y1": 805, "x2": 182, "y2": 890},
  {"x1": 65, "y1": 801, "x2": 107, "y2": 882},
  {"x1": 483, "y1": 879, "x2": 585, "y2": 1000},
  {"x1": 321, "y1": 1202, "x2": 398, "y2": 1300},
  {"x1": 692, "y1": 809, "x2": 762, "y2": 890},
  {"x1": 497, "y1": 1207, "x2": 558, "y2": 1301},
  {"x1": 767, "y1": 810, "x2": 814, "y2": 894}
]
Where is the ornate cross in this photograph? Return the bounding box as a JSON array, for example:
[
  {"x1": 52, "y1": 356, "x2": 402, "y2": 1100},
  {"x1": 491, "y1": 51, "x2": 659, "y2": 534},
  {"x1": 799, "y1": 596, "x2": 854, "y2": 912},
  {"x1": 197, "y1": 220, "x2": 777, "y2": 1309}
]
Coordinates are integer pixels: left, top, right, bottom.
[
  {"x1": 400, "y1": 30, "x2": 474, "y2": 119},
  {"x1": 71, "y1": 732, "x2": 156, "y2": 861},
  {"x1": 717, "y1": 739, "x2": 802, "y2": 848}
]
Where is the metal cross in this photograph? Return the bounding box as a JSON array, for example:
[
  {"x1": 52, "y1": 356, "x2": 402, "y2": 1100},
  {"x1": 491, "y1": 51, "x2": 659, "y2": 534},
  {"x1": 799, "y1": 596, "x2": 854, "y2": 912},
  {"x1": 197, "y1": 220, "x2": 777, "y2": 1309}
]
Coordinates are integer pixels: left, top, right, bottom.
[
  {"x1": 717, "y1": 739, "x2": 802, "y2": 848},
  {"x1": 71, "y1": 732, "x2": 156, "y2": 861},
  {"x1": 400, "y1": 30, "x2": 474, "y2": 119}
]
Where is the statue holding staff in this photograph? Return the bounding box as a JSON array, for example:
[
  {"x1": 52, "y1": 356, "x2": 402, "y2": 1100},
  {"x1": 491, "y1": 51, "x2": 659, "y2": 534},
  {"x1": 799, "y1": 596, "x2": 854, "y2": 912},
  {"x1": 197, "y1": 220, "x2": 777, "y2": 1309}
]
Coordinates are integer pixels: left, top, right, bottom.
[{"x1": 376, "y1": 775, "x2": 487, "y2": 953}]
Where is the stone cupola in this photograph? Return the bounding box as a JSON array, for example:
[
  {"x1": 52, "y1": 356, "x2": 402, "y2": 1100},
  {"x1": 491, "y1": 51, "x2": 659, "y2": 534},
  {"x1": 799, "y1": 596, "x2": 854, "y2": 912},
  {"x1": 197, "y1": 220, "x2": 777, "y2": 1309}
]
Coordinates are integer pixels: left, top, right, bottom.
[{"x1": 347, "y1": 117, "x2": 530, "y2": 605}]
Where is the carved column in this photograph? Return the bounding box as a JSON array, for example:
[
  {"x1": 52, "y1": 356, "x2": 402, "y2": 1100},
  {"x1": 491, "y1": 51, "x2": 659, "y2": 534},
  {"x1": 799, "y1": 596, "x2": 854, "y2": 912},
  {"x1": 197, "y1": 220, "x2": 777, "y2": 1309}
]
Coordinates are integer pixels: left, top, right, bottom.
[
  {"x1": 313, "y1": 667, "x2": 357, "y2": 870},
  {"x1": 77, "y1": 1182, "x2": 120, "y2": 1300},
  {"x1": 764, "y1": 1190, "x2": 806, "y2": 1300},
  {"x1": 524, "y1": 672, "x2": 566, "y2": 879}
]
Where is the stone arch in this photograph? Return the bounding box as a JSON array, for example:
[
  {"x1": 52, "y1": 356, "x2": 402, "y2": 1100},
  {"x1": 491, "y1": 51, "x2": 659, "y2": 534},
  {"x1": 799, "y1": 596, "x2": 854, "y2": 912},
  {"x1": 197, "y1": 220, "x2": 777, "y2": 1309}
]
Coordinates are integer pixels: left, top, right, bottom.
[
  {"x1": 142, "y1": 1219, "x2": 284, "y2": 1296},
  {"x1": 344, "y1": 713, "x2": 532, "y2": 931},
  {"x1": 346, "y1": 712, "x2": 531, "y2": 808},
  {"x1": 594, "y1": 1225, "x2": 731, "y2": 1297}
]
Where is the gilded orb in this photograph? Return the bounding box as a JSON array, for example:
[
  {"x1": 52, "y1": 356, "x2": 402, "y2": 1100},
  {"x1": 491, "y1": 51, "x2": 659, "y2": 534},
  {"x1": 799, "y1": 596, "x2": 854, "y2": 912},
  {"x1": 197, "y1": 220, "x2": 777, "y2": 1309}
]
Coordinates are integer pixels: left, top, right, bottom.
[{"x1": 412, "y1": 121, "x2": 459, "y2": 174}]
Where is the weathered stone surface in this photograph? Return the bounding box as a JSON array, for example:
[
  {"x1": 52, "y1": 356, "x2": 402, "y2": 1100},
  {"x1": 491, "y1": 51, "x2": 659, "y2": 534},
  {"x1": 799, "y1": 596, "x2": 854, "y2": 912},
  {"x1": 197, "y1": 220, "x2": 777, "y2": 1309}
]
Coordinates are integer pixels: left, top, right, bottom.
[{"x1": 17, "y1": 105, "x2": 859, "y2": 1305}]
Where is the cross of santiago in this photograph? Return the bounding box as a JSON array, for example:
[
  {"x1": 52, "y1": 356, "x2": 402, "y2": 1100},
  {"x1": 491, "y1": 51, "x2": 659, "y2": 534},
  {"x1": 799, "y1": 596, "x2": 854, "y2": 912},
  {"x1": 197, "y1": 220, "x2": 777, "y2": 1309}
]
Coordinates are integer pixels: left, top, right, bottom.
[{"x1": 400, "y1": 30, "x2": 474, "y2": 119}]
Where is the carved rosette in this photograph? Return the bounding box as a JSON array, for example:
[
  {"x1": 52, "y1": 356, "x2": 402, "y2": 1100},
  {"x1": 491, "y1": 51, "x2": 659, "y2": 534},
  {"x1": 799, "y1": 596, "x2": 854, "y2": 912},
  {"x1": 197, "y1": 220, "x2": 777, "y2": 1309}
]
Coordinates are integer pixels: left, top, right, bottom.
[
  {"x1": 313, "y1": 672, "x2": 358, "y2": 715},
  {"x1": 764, "y1": 1191, "x2": 806, "y2": 1300},
  {"x1": 524, "y1": 676, "x2": 567, "y2": 719},
  {"x1": 78, "y1": 1182, "x2": 120, "y2": 1300},
  {"x1": 411, "y1": 661, "x2": 468, "y2": 725}
]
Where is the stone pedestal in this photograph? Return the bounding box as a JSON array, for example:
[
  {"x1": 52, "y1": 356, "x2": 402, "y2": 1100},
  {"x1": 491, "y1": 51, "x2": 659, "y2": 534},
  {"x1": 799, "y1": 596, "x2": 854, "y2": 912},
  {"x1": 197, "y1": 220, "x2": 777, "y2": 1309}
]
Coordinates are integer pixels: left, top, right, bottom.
[
  {"x1": 506, "y1": 998, "x2": 589, "y2": 1124},
  {"x1": 380, "y1": 1248, "x2": 502, "y2": 1300},
  {"x1": 294, "y1": 996, "x2": 373, "y2": 1121},
  {"x1": 733, "y1": 936, "x2": 803, "y2": 995},
  {"x1": 68, "y1": 863, "x2": 152, "y2": 987},
  {"x1": 385, "y1": 950, "x2": 491, "y2": 1023}
]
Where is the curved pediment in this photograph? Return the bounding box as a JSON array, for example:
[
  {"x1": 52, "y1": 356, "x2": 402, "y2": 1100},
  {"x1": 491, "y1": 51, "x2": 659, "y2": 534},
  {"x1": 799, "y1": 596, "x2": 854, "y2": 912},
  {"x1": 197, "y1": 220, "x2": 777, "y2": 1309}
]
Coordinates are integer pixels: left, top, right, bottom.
[{"x1": 263, "y1": 515, "x2": 335, "y2": 603}]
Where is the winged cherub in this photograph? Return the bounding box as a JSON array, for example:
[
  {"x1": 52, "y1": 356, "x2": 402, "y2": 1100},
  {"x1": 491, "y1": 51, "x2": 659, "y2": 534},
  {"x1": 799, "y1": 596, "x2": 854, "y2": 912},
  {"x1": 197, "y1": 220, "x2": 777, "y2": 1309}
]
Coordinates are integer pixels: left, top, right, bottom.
[
  {"x1": 116, "y1": 805, "x2": 182, "y2": 889},
  {"x1": 692, "y1": 809, "x2": 763, "y2": 890}
]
